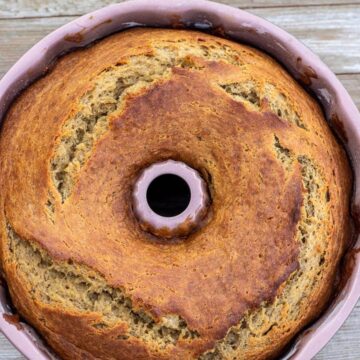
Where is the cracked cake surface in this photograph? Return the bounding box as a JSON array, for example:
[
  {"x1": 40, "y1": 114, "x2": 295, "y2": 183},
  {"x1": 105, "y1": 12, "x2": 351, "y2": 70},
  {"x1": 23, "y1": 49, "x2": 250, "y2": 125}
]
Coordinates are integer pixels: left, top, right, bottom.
[{"x1": 0, "y1": 28, "x2": 352, "y2": 359}]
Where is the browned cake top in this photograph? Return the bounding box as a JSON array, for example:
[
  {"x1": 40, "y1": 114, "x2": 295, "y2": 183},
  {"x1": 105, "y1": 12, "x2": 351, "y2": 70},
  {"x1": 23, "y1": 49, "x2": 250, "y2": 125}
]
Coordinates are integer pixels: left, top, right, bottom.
[{"x1": 0, "y1": 28, "x2": 352, "y2": 359}]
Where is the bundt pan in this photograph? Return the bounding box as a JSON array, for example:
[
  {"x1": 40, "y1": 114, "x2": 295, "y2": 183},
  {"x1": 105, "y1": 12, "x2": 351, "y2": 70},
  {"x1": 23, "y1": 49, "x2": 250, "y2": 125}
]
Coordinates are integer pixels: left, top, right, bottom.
[{"x1": 0, "y1": 0, "x2": 359, "y2": 359}]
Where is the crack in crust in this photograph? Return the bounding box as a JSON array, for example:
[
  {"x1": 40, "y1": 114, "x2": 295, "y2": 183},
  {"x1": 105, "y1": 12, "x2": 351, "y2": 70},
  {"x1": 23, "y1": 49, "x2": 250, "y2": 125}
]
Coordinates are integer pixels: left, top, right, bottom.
[
  {"x1": 50, "y1": 42, "x2": 242, "y2": 202},
  {"x1": 50, "y1": 38, "x2": 307, "y2": 204},
  {"x1": 6, "y1": 222, "x2": 199, "y2": 348},
  {"x1": 218, "y1": 82, "x2": 307, "y2": 130},
  {"x1": 198, "y1": 139, "x2": 327, "y2": 359}
]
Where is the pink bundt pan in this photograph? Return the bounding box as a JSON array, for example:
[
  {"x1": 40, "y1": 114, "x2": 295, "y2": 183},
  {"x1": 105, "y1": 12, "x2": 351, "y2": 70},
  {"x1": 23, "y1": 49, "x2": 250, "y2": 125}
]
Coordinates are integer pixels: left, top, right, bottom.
[{"x1": 0, "y1": 0, "x2": 359, "y2": 359}]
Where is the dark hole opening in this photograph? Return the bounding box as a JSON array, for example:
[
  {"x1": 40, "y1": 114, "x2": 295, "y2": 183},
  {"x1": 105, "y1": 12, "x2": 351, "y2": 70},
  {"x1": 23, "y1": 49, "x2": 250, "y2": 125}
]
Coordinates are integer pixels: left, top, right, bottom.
[{"x1": 146, "y1": 174, "x2": 191, "y2": 217}]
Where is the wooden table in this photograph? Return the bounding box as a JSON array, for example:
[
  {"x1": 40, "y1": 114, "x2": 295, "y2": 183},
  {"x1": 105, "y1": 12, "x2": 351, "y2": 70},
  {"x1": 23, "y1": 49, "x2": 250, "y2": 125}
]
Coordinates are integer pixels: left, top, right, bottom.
[{"x1": 0, "y1": 0, "x2": 359, "y2": 359}]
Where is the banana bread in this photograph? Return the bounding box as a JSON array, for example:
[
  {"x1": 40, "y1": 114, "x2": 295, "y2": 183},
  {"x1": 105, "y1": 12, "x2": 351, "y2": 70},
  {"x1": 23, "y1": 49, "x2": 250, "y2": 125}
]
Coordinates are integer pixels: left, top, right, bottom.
[{"x1": 0, "y1": 28, "x2": 352, "y2": 359}]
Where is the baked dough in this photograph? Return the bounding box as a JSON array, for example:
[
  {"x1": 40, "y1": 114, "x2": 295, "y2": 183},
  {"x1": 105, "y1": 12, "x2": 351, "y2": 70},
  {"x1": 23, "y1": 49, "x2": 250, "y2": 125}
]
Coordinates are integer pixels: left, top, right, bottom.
[{"x1": 0, "y1": 28, "x2": 352, "y2": 359}]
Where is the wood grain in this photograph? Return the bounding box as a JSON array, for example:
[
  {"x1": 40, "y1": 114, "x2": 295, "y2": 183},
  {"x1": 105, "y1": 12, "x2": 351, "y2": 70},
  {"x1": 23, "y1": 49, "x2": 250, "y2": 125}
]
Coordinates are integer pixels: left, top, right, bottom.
[
  {"x1": 0, "y1": 0, "x2": 359, "y2": 359},
  {"x1": 315, "y1": 302, "x2": 360, "y2": 360},
  {"x1": 0, "y1": 334, "x2": 23, "y2": 360},
  {"x1": 1, "y1": 0, "x2": 360, "y2": 18},
  {"x1": 337, "y1": 74, "x2": 360, "y2": 110},
  {"x1": 250, "y1": 5, "x2": 360, "y2": 74}
]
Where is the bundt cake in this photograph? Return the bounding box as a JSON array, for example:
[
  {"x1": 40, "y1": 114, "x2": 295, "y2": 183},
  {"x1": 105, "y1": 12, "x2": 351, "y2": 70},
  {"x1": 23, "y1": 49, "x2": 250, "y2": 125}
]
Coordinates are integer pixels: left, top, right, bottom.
[{"x1": 0, "y1": 28, "x2": 352, "y2": 359}]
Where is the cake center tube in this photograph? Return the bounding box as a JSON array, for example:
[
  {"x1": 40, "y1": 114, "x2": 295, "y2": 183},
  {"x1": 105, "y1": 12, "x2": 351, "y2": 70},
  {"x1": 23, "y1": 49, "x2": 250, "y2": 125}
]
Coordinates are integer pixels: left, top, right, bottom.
[
  {"x1": 132, "y1": 160, "x2": 210, "y2": 238},
  {"x1": 146, "y1": 174, "x2": 191, "y2": 217}
]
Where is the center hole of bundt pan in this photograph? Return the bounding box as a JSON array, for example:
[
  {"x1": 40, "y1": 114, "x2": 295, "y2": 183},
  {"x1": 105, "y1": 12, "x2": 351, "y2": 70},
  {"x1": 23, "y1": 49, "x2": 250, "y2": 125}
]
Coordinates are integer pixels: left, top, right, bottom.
[
  {"x1": 146, "y1": 174, "x2": 191, "y2": 217},
  {"x1": 132, "y1": 160, "x2": 210, "y2": 238}
]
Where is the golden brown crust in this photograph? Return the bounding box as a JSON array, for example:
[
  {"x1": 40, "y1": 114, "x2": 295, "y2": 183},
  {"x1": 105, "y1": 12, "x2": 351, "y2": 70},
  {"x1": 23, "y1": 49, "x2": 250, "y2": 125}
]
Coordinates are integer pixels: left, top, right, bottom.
[{"x1": 0, "y1": 28, "x2": 352, "y2": 359}]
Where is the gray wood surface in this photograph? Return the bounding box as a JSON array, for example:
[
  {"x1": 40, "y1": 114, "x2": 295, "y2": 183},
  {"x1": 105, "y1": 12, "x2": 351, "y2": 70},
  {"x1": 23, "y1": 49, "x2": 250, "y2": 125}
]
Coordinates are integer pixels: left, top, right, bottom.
[
  {"x1": 0, "y1": 0, "x2": 359, "y2": 359},
  {"x1": 1, "y1": 0, "x2": 360, "y2": 18}
]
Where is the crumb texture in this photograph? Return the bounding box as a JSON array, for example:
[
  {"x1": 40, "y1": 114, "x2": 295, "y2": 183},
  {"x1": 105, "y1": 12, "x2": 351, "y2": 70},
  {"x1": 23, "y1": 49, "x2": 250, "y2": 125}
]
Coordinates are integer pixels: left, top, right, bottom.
[
  {"x1": 51, "y1": 40, "x2": 243, "y2": 201},
  {"x1": 0, "y1": 28, "x2": 351, "y2": 360},
  {"x1": 6, "y1": 222, "x2": 199, "y2": 347},
  {"x1": 51, "y1": 36, "x2": 307, "y2": 202},
  {"x1": 199, "y1": 140, "x2": 329, "y2": 359}
]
